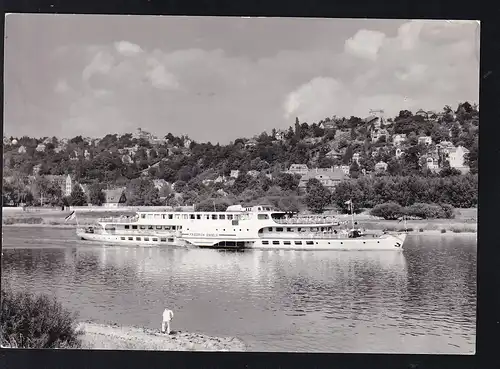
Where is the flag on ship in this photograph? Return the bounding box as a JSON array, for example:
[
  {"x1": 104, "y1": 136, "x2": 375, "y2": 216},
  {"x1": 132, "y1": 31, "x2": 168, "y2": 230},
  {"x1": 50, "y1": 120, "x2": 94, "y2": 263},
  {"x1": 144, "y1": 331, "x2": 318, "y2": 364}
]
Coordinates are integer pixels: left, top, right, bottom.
[{"x1": 64, "y1": 211, "x2": 76, "y2": 222}]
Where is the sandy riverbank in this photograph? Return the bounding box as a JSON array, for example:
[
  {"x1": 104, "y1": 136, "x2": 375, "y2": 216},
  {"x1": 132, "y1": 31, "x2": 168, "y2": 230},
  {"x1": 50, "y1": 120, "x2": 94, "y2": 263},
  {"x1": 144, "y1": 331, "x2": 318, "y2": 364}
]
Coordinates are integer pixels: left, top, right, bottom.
[{"x1": 77, "y1": 322, "x2": 245, "y2": 351}]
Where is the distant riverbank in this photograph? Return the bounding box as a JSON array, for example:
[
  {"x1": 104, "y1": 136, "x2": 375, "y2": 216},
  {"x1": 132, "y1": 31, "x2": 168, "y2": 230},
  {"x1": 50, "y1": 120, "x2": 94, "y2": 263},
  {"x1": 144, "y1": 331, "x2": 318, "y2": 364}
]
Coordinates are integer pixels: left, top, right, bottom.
[{"x1": 78, "y1": 322, "x2": 245, "y2": 351}]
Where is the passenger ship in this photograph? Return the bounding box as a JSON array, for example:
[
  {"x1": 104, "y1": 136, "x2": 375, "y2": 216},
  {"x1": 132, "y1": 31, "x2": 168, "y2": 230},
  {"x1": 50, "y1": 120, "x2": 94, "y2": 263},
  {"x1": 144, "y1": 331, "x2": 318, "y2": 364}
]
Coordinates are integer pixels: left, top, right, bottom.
[{"x1": 76, "y1": 205, "x2": 407, "y2": 251}]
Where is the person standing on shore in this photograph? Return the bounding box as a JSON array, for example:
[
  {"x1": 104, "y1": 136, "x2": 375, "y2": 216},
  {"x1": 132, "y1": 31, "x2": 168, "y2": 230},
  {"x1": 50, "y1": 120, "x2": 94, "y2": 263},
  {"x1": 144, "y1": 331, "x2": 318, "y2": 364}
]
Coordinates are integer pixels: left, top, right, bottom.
[{"x1": 162, "y1": 308, "x2": 174, "y2": 335}]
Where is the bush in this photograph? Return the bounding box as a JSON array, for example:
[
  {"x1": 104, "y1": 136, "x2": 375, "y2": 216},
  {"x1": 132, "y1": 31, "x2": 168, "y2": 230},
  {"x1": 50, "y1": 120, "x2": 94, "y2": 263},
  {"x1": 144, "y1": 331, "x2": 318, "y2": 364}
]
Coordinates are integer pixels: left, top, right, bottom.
[
  {"x1": 405, "y1": 203, "x2": 455, "y2": 219},
  {"x1": 419, "y1": 228, "x2": 424, "y2": 232},
  {"x1": 439, "y1": 204, "x2": 456, "y2": 219},
  {"x1": 1, "y1": 287, "x2": 83, "y2": 348},
  {"x1": 370, "y1": 202, "x2": 405, "y2": 220},
  {"x1": 2, "y1": 217, "x2": 43, "y2": 225},
  {"x1": 441, "y1": 229, "x2": 447, "y2": 233}
]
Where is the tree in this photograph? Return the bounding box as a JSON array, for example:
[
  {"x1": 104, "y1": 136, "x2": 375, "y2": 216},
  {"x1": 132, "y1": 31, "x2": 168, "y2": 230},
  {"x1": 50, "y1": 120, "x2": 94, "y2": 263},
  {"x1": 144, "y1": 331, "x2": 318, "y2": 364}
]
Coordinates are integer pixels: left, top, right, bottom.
[
  {"x1": 305, "y1": 178, "x2": 331, "y2": 213},
  {"x1": 349, "y1": 161, "x2": 361, "y2": 179},
  {"x1": 88, "y1": 183, "x2": 105, "y2": 205},
  {"x1": 370, "y1": 202, "x2": 405, "y2": 220},
  {"x1": 70, "y1": 184, "x2": 87, "y2": 206},
  {"x1": 274, "y1": 172, "x2": 300, "y2": 193}
]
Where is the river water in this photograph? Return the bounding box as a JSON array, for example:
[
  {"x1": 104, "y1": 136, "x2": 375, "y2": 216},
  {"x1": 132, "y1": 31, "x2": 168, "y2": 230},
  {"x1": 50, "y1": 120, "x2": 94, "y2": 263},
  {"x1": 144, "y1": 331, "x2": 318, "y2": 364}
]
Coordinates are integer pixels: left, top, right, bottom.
[{"x1": 1, "y1": 226, "x2": 476, "y2": 353}]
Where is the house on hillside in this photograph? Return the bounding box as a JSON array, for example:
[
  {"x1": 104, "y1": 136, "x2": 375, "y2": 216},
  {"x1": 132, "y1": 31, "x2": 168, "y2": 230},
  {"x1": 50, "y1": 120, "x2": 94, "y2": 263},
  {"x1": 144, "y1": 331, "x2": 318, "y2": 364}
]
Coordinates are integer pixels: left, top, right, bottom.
[
  {"x1": 287, "y1": 164, "x2": 309, "y2": 176},
  {"x1": 275, "y1": 129, "x2": 288, "y2": 141},
  {"x1": 392, "y1": 134, "x2": 407, "y2": 146},
  {"x1": 319, "y1": 120, "x2": 336, "y2": 130},
  {"x1": 352, "y1": 153, "x2": 360, "y2": 165},
  {"x1": 32, "y1": 164, "x2": 42, "y2": 176},
  {"x1": 153, "y1": 179, "x2": 169, "y2": 191},
  {"x1": 374, "y1": 161, "x2": 388, "y2": 172},
  {"x1": 418, "y1": 136, "x2": 432, "y2": 146},
  {"x1": 230, "y1": 170, "x2": 240, "y2": 178},
  {"x1": 36, "y1": 143, "x2": 46, "y2": 152},
  {"x1": 18, "y1": 145, "x2": 27, "y2": 154},
  {"x1": 448, "y1": 146, "x2": 470, "y2": 172},
  {"x1": 325, "y1": 148, "x2": 342, "y2": 160},
  {"x1": 103, "y1": 188, "x2": 127, "y2": 208},
  {"x1": 298, "y1": 167, "x2": 347, "y2": 193},
  {"x1": 423, "y1": 153, "x2": 440, "y2": 171},
  {"x1": 245, "y1": 138, "x2": 258, "y2": 148},
  {"x1": 371, "y1": 128, "x2": 389, "y2": 143},
  {"x1": 214, "y1": 175, "x2": 226, "y2": 183},
  {"x1": 43, "y1": 174, "x2": 74, "y2": 197},
  {"x1": 395, "y1": 148, "x2": 404, "y2": 159},
  {"x1": 340, "y1": 165, "x2": 350, "y2": 175},
  {"x1": 247, "y1": 170, "x2": 259, "y2": 178},
  {"x1": 415, "y1": 109, "x2": 428, "y2": 119}
]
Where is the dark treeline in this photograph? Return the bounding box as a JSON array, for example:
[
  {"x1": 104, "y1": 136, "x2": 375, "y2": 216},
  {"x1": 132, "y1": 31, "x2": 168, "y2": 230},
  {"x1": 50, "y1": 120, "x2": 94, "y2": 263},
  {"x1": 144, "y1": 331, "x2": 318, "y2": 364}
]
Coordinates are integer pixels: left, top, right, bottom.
[{"x1": 332, "y1": 174, "x2": 478, "y2": 213}]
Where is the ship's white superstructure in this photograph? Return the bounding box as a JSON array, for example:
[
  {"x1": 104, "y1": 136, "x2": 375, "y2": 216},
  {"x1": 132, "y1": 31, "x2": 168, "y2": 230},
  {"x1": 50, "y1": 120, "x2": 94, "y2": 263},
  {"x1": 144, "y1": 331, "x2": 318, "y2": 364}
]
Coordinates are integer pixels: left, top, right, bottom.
[{"x1": 76, "y1": 205, "x2": 407, "y2": 251}]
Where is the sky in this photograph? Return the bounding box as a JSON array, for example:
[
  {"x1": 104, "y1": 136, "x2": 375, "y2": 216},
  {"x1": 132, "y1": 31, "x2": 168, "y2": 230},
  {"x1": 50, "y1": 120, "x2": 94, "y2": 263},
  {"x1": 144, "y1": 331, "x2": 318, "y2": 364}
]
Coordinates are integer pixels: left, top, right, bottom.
[{"x1": 4, "y1": 15, "x2": 480, "y2": 143}]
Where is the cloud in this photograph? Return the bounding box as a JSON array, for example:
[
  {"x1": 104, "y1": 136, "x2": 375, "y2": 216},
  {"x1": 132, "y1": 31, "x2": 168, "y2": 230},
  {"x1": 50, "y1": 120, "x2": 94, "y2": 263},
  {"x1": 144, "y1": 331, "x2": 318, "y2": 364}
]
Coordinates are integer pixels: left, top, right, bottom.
[
  {"x1": 54, "y1": 79, "x2": 70, "y2": 93},
  {"x1": 284, "y1": 19, "x2": 479, "y2": 120},
  {"x1": 82, "y1": 51, "x2": 115, "y2": 82},
  {"x1": 344, "y1": 29, "x2": 386, "y2": 61},
  {"x1": 284, "y1": 77, "x2": 347, "y2": 122},
  {"x1": 114, "y1": 41, "x2": 143, "y2": 56}
]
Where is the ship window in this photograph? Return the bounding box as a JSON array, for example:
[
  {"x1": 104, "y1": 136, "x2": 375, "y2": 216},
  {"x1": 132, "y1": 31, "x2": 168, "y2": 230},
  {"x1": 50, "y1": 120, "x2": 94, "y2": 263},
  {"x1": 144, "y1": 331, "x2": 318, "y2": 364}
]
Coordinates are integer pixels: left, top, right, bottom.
[
  {"x1": 168, "y1": 214, "x2": 173, "y2": 219},
  {"x1": 132, "y1": 225, "x2": 137, "y2": 230},
  {"x1": 153, "y1": 238, "x2": 158, "y2": 241},
  {"x1": 190, "y1": 214, "x2": 195, "y2": 219},
  {"x1": 128, "y1": 237, "x2": 133, "y2": 241},
  {"x1": 175, "y1": 214, "x2": 180, "y2": 219},
  {"x1": 276, "y1": 228, "x2": 283, "y2": 232},
  {"x1": 223, "y1": 229, "x2": 225, "y2": 231},
  {"x1": 294, "y1": 241, "x2": 302, "y2": 245},
  {"x1": 306, "y1": 241, "x2": 314, "y2": 245},
  {"x1": 141, "y1": 214, "x2": 145, "y2": 219},
  {"x1": 268, "y1": 227, "x2": 273, "y2": 231},
  {"x1": 148, "y1": 225, "x2": 153, "y2": 230},
  {"x1": 262, "y1": 241, "x2": 269, "y2": 245},
  {"x1": 298, "y1": 227, "x2": 302, "y2": 231},
  {"x1": 154, "y1": 214, "x2": 161, "y2": 219},
  {"x1": 219, "y1": 215, "x2": 225, "y2": 220},
  {"x1": 272, "y1": 241, "x2": 280, "y2": 245},
  {"x1": 227, "y1": 215, "x2": 233, "y2": 220},
  {"x1": 168, "y1": 238, "x2": 174, "y2": 242},
  {"x1": 284, "y1": 241, "x2": 291, "y2": 245},
  {"x1": 162, "y1": 215, "x2": 166, "y2": 219},
  {"x1": 232, "y1": 220, "x2": 238, "y2": 226},
  {"x1": 258, "y1": 229, "x2": 263, "y2": 233},
  {"x1": 183, "y1": 214, "x2": 188, "y2": 219},
  {"x1": 125, "y1": 225, "x2": 129, "y2": 229},
  {"x1": 160, "y1": 238, "x2": 167, "y2": 242},
  {"x1": 140, "y1": 225, "x2": 146, "y2": 230},
  {"x1": 136, "y1": 237, "x2": 141, "y2": 241},
  {"x1": 197, "y1": 215, "x2": 201, "y2": 220},
  {"x1": 121, "y1": 237, "x2": 126, "y2": 240},
  {"x1": 212, "y1": 215, "x2": 217, "y2": 220},
  {"x1": 178, "y1": 226, "x2": 182, "y2": 229},
  {"x1": 156, "y1": 226, "x2": 162, "y2": 230},
  {"x1": 144, "y1": 237, "x2": 149, "y2": 241},
  {"x1": 287, "y1": 228, "x2": 293, "y2": 232},
  {"x1": 258, "y1": 214, "x2": 269, "y2": 220}
]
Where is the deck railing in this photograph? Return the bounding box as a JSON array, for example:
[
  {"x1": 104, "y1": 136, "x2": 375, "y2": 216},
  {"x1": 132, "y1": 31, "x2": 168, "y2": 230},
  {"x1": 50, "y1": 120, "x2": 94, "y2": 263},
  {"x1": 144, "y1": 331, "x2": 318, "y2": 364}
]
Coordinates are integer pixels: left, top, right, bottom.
[
  {"x1": 97, "y1": 216, "x2": 139, "y2": 223},
  {"x1": 273, "y1": 217, "x2": 341, "y2": 225}
]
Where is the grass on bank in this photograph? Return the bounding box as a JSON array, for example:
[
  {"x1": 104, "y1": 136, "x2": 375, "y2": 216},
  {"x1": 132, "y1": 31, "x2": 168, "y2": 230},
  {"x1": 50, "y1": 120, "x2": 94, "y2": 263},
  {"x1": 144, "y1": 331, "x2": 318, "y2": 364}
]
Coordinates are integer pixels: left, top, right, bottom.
[{"x1": 1, "y1": 287, "x2": 83, "y2": 349}]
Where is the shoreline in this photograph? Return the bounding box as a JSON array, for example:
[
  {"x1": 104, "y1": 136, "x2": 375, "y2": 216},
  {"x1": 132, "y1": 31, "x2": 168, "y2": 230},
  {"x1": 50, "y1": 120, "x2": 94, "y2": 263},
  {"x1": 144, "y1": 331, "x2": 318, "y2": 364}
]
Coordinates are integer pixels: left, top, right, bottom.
[{"x1": 77, "y1": 322, "x2": 246, "y2": 351}]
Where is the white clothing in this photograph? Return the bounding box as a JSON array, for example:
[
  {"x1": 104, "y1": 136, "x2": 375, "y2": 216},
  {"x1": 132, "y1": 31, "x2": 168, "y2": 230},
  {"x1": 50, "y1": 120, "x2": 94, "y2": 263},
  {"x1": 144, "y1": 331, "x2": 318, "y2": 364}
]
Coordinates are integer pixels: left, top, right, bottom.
[{"x1": 161, "y1": 309, "x2": 174, "y2": 334}]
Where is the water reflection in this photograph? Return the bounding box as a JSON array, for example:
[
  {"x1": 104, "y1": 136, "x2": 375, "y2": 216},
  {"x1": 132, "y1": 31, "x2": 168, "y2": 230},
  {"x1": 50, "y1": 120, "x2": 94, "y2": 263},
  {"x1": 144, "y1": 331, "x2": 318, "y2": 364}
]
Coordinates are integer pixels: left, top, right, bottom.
[{"x1": 1, "y1": 228, "x2": 476, "y2": 353}]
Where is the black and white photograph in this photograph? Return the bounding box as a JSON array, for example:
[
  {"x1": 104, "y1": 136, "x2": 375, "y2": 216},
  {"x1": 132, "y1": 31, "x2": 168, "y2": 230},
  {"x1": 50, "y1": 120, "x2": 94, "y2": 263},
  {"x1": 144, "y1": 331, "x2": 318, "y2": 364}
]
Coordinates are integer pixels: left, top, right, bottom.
[{"x1": 2, "y1": 14, "x2": 478, "y2": 354}]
